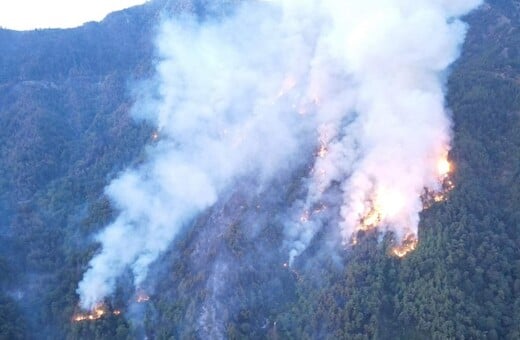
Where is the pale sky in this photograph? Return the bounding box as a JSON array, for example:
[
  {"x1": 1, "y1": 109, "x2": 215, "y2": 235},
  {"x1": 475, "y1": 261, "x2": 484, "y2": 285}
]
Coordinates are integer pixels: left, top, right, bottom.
[{"x1": 0, "y1": 0, "x2": 149, "y2": 31}]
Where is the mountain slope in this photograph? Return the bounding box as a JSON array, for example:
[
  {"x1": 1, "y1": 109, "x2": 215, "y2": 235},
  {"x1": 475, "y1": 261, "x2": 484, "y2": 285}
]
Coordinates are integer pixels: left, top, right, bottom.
[
  {"x1": 0, "y1": 1, "x2": 519, "y2": 339},
  {"x1": 0, "y1": 3, "x2": 159, "y2": 338}
]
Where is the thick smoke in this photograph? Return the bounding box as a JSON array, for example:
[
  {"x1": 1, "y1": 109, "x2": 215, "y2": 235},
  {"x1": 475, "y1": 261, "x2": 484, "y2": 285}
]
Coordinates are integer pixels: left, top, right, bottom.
[
  {"x1": 282, "y1": 0, "x2": 483, "y2": 263},
  {"x1": 77, "y1": 0, "x2": 481, "y2": 309}
]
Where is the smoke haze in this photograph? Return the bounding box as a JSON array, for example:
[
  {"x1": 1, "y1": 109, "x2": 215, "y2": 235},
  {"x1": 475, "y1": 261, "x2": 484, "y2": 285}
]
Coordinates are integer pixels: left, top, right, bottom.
[{"x1": 77, "y1": 0, "x2": 482, "y2": 310}]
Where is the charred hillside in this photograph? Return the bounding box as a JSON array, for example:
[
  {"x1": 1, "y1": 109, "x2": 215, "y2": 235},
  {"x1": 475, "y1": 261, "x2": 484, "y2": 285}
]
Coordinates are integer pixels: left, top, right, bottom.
[{"x1": 0, "y1": 1, "x2": 519, "y2": 339}]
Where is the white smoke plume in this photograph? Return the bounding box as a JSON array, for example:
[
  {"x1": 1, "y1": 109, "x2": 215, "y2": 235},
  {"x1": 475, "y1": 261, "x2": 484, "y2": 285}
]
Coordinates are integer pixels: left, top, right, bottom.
[
  {"x1": 77, "y1": 0, "x2": 482, "y2": 309},
  {"x1": 282, "y1": 0, "x2": 483, "y2": 263}
]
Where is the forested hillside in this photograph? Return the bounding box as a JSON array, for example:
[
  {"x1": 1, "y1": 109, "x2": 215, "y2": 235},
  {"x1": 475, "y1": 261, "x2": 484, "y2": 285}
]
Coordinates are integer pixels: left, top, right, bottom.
[
  {"x1": 0, "y1": 1, "x2": 519, "y2": 339},
  {"x1": 0, "y1": 3, "x2": 158, "y2": 338},
  {"x1": 277, "y1": 2, "x2": 520, "y2": 339}
]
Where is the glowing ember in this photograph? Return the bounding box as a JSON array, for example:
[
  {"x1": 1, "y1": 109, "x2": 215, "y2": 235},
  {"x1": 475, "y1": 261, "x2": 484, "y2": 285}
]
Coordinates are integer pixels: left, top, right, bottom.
[
  {"x1": 444, "y1": 178, "x2": 455, "y2": 191},
  {"x1": 73, "y1": 303, "x2": 112, "y2": 323},
  {"x1": 433, "y1": 177, "x2": 455, "y2": 204},
  {"x1": 136, "y1": 293, "x2": 150, "y2": 303},
  {"x1": 422, "y1": 156, "x2": 455, "y2": 209},
  {"x1": 357, "y1": 188, "x2": 404, "y2": 231},
  {"x1": 297, "y1": 204, "x2": 326, "y2": 230},
  {"x1": 354, "y1": 194, "x2": 412, "y2": 255},
  {"x1": 360, "y1": 207, "x2": 381, "y2": 230},
  {"x1": 351, "y1": 204, "x2": 381, "y2": 246},
  {"x1": 300, "y1": 210, "x2": 310, "y2": 223},
  {"x1": 437, "y1": 158, "x2": 451, "y2": 178},
  {"x1": 317, "y1": 144, "x2": 328, "y2": 158},
  {"x1": 377, "y1": 189, "x2": 405, "y2": 218},
  {"x1": 433, "y1": 193, "x2": 445, "y2": 203},
  {"x1": 352, "y1": 158, "x2": 454, "y2": 257},
  {"x1": 391, "y1": 234, "x2": 418, "y2": 258},
  {"x1": 283, "y1": 261, "x2": 303, "y2": 281}
]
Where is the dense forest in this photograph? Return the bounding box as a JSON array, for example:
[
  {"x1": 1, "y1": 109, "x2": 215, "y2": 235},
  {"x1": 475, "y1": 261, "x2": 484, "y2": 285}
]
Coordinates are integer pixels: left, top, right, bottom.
[{"x1": 0, "y1": 0, "x2": 519, "y2": 339}]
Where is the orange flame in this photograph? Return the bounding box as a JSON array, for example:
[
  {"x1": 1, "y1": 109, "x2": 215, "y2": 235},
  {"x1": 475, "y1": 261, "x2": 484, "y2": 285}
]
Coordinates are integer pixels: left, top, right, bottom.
[
  {"x1": 391, "y1": 234, "x2": 418, "y2": 258},
  {"x1": 437, "y1": 158, "x2": 451, "y2": 178},
  {"x1": 360, "y1": 207, "x2": 381, "y2": 230},
  {"x1": 73, "y1": 304, "x2": 106, "y2": 323},
  {"x1": 72, "y1": 303, "x2": 123, "y2": 323},
  {"x1": 352, "y1": 156, "x2": 454, "y2": 257},
  {"x1": 357, "y1": 187, "x2": 404, "y2": 232},
  {"x1": 422, "y1": 156, "x2": 455, "y2": 209}
]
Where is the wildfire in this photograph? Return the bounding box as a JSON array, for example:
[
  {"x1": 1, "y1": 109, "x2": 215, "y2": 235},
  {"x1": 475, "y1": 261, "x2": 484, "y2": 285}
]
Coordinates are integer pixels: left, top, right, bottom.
[
  {"x1": 360, "y1": 206, "x2": 381, "y2": 230},
  {"x1": 136, "y1": 293, "x2": 150, "y2": 303},
  {"x1": 282, "y1": 261, "x2": 303, "y2": 282},
  {"x1": 351, "y1": 155, "x2": 454, "y2": 257},
  {"x1": 152, "y1": 131, "x2": 159, "y2": 141},
  {"x1": 437, "y1": 157, "x2": 451, "y2": 178},
  {"x1": 391, "y1": 234, "x2": 418, "y2": 258},
  {"x1": 316, "y1": 127, "x2": 330, "y2": 159},
  {"x1": 358, "y1": 188, "x2": 404, "y2": 231},
  {"x1": 299, "y1": 204, "x2": 327, "y2": 225},
  {"x1": 351, "y1": 203, "x2": 382, "y2": 245},
  {"x1": 422, "y1": 156, "x2": 455, "y2": 208},
  {"x1": 72, "y1": 301, "x2": 123, "y2": 323},
  {"x1": 72, "y1": 303, "x2": 121, "y2": 323},
  {"x1": 317, "y1": 144, "x2": 328, "y2": 158},
  {"x1": 377, "y1": 188, "x2": 405, "y2": 219},
  {"x1": 73, "y1": 303, "x2": 106, "y2": 322}
]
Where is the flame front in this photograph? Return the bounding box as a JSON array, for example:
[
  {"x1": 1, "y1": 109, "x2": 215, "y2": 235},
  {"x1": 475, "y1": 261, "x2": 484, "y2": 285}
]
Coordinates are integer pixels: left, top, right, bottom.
[
  {"x1": 391, "y1": 234, "x2": 418, "y2": 258},
  {"x1": 73, "y1": 304, "x2": 106, "y2": 323},
  {"x1": 357, "y1": 188, "x2": 404, "y2": 232},
  {"x1": 437, "y1": 158, "x2": 451, "y2": 178},
  {"x1": 72, "y1": 303, "x2": 122, "y2": 323},
  {"x1": 352, "y1": 154, "x2": 453, "y2": 257},
  {"x1": 360, "y1": 205, "x2": 381, "y2": 230}
]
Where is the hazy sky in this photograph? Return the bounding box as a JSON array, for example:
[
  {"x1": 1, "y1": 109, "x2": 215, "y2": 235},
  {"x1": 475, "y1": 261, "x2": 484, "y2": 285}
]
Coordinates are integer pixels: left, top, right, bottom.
[{"x1": 0, "y1": 0, "x2": 149, "y2": 30}]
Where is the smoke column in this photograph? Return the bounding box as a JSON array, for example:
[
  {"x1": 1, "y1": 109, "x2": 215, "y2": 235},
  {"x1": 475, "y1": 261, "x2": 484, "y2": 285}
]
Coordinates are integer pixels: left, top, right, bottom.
[
  {"x1": 77, "y1": 0, "x2": 482, "y2": 309},
  {"x1": 282, "y1": 0, "x2": 482, "y2": 263}
]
